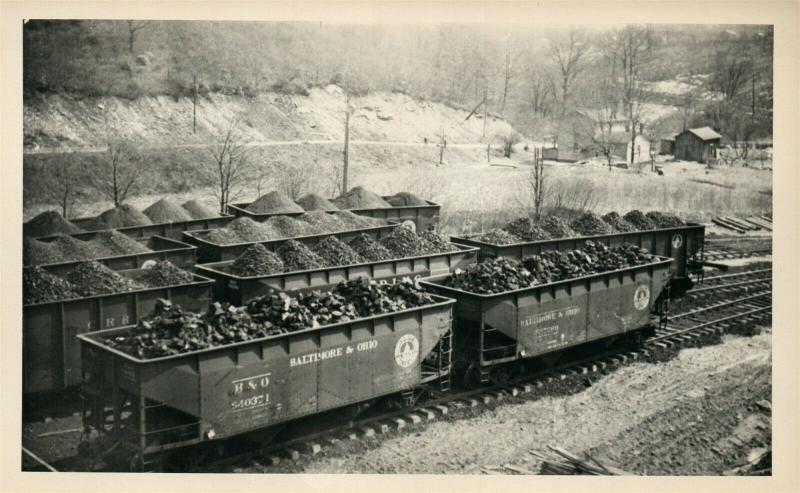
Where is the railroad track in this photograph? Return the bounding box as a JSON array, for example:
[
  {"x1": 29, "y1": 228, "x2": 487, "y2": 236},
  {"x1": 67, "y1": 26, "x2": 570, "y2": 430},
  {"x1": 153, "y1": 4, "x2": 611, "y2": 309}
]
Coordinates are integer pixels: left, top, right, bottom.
[{"x1": 703, "y1": 248, "x2": 772, "y2": 261}]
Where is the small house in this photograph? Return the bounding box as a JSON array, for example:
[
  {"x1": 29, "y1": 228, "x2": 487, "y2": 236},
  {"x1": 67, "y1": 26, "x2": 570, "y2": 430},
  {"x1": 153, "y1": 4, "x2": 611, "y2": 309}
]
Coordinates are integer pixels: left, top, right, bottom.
[
  {"x1": 659, "y1": 133, "x2": 678, "y2": 155},
  {"x1": 674, "y1": 127, "x2": 722, "y2": 163}
]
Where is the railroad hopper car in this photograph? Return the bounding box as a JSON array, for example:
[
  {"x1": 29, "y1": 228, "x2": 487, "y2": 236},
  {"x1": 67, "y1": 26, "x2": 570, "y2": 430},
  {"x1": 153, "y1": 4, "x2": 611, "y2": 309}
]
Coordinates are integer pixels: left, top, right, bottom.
[
  {"x1": 23, "y1": 271, "x2": 213, "y2": 395},
  {"x1": 65, "y1": 215, "x2": 235, "y2": 241},
  {"x1": 77, "y1": 296, "x2": 456, "y2": 470},
  {"x1": 420, "y1": 256, "x2": 673, "y2": 387},
  {"x1": 228, "y1": 199, "x2": 441, "y2": 233},
  {"x1": 195, "y1": 244, "x2": 479, "y2": 304},
  {"x1": 182, "y1": 222, "x2": 400, "y2": 263},
  {"x1": 451, "y1": 224, "x2": 704, "y2": 296},
  {"x1": 30, "y1": 235, "x2": 197, "y2": 277}
]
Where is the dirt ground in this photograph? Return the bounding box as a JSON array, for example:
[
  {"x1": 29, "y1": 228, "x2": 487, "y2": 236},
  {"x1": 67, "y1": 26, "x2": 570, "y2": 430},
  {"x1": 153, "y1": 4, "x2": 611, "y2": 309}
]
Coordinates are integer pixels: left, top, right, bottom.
[{"x1": 294, "y1": 331, "x2": 771, "y2": 475}]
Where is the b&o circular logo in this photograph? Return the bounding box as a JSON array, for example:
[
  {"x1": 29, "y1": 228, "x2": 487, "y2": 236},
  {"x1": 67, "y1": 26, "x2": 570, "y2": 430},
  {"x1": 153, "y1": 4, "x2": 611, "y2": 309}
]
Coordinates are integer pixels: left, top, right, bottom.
[
  {"x1": 633, "y1": 284, "x2": 651, "y2": 311},
  {"x1": 671, "y1": 234, "x2": 683, "y2": 249},
  {"x1": 394, "y1": 334, "x2": 419, "y2": 368},
  {"x1": 401, "y1": 220, "x2": 417, "y2": 232}
]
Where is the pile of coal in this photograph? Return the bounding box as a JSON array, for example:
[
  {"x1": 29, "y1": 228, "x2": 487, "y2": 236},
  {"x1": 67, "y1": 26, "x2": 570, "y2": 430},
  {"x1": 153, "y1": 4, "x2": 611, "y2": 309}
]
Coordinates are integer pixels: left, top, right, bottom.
[
  {"x1": 646, "y1": 211, "x2": 685, "y2": 228},
  {"x1": 104, "y1": 278, "x2": 437, "y2": 359},
  {"x1": 204, "y1": 227, "x2": 243, "y2": 245},
  {"x1": 385, "y1": 191, "x2": 427, "y2": 207},
  {"x1": 277, "y1": 239, "x2": 326, "y2": 271},
  {"x1": 63, "y1": 261, "x2": 144, "y2": 297},
  {"x1": 229, "y1": 244, "x2": 285, "y2": 277},
  {"x1": 444, "y1": 242, "x2": 657, "y2": 294},
  {"x1": 138, "y1": 261, "x2": 195, "y2": 288},
  {"x1": 246, "y1": 191, "x2": 304, "y2": 214},
  {"x1": 539, "y1": 216, "x2": 577, "y2": 238},
  {"x1": 77, "y1": 217, "x2": 111, "y2": 232},
  {"x1": 228, "y1": 217, "x2": 279, "y2": 242},
  {"x1": 87, "y1": 230, "x2": 151, "y2": 256},
  {"x1": 477, "y1": 229, "x2": 521, "y2": 245},
  {"x1": 296, "y1": 193, "x2": 339, "y2": 211},
  {"x1": 266, "y1": 215, "x2": 315, "y2": 237},
  {"x1": 143, "y1": 198, "x2": 193, "y2": 223},
  {"x1": 570, "y1": 212, "x2": 616, "y2": 236},
  {"x1": 504, "y1": 217, "x2": 553, "y2": 241},
  {"x1": 24, "y1": 234, "x2": 98, "y2": 265},
  {"x1": 23, "y1": 210, "x2": 82, "y2": 237},
  {"x1": 601, "y1": 212, "x2": 636, "y2": 232},
  {"x1": 181, "y1": 199, "x2": 219, "y2": 219},
  {"x1": 299, "y1": 211, "x2": 345, "y2": 232},
  {"x1": 23, "y1": 237, "x2": 62, "y2": 265},
  {"x1": 98, "y1": 204, "x2": 154, "y2": 228},
  {"x1": 312, "y1": 236, "x2": 365, "y2": 267},
  {"x1": 332, "y1": 186, "x2": 392, "y2": 209},
  {"x1": 419, "y1": 230, "x2": 454, "y2": 253},
  {"x1": 23, "y1": 266, "x2": 79, "y2": 304},
  {"x1": 445, "y1": 257, "x2": 535, "y2": 294},
  {"x1": 379, "y1": 226, "x2": 436, "y2": 258},
  {"x1": 348, "y1": 233, "x2": 394, "y2": 261},
  {"x1": 333, "y1": 210, "x2": 374, "y2": 229},
  {"x1": 623, "y1": 210, "x2": 657, "y2": 230}
]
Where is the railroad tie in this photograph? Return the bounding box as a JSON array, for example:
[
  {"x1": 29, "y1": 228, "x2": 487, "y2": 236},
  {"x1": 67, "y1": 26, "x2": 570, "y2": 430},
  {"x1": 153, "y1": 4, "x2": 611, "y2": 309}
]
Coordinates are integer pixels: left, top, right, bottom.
[
  {"x1": 393, "y1": 418, "x2": 406, "y2": 430},
  {"x1": 361, "y1": 427, "x2": 376, "y2": 438},
  {"x1": 378, "y1": 423, "x2": 391, "y2": 434},
  {"x1": 481, "y1": 394, "x2": 494, "y2": 405},
  {"x1": 406, "y1": 413, "x2": 423, "y2": 425},
  {"x1": 434, "y1": 405, "x2": 449, "y2": 416},
  {"x1": 307, "y1": 443, "x2": 322, "y2": 455}
]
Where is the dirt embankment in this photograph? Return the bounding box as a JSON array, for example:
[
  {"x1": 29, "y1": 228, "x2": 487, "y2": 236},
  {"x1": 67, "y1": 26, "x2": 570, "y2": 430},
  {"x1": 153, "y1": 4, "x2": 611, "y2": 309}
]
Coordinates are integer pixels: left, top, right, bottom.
[
  {"x1": 24, "y1": 85, "x2": 516, "y2": 152},
  {"x1": 298, "y1": 332, "x2": 772, "y2": 475}
]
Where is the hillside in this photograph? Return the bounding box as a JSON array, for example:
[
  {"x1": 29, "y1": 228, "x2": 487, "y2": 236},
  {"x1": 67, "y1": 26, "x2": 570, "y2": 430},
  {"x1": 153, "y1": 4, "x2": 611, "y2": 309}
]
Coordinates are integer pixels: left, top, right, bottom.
[{"x1": 24, "y1": 85, "x2": 515, "y2": 151}]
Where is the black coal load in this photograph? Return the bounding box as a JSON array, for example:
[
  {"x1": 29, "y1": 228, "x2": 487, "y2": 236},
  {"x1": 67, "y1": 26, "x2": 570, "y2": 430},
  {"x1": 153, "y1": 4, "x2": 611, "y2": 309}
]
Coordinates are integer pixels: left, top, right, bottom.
[
  {"x1": 379, "y1": 227, "x2": 436, "y2": 258},
  {"x1": 504, "y1": 217, "x2": 553, "y2": 241},
  {"x1": 87, "y1": 230, "x2": 151, "y2": 256},
  {"x1": 477, "y1": 229, "x2": 522, "y2": 245},
  {"x1": 23, "y1": 266, "x2": 79, "y2": 304},
  {"x1": 277, "y1": 239, "x2": 326, "y2": 271},
  {"x1": 229, "y1": 244, "x2": 285, "y2": 277},
  {"x1": 296, "y1": 193, "x2": 339, "y2": 212},
  {"x1": 63, "y1": 261, "x2": 144, "y2": 297},
  {"x1": 539, "y1": 216, "x2": 578, "y2": 238},
  {"x1": 103, "y1": 278, "x2": 436, "y2": 359},
  {"x1": 645, "y1": 211, "x2": 685, "y2": 228},
  {"x1": 24, "y1": 210, "x2": 82, "y2": 237},
  {"x1": 348, "y1": 233, "x2": 394, "y2": 261},
  {"x1": 570, "y1": 212, "x2": 616, "y2": 236},
  {"x1": 419, "y1": 231, "x2": 454, "y2": 253},
  {"x1": 623, "y1": 210, "x2": 657, "y2": 230},
  {"x1": 138, "y1": 261, "x2": 195, "y2": 288},
  {"x1": 299, "y1": 211, "x2": 345, "y2": 233},
  {"x1": 601, "y1": 212, "x2": 636, "y2": 232},
  {"x1": 446, "y1": 257, "x2": 536, "y2": 294},
  {"x1": 444, "y1": 242, "x2": 656, "y2": 294},
  {"x1": 23, "y1": 237, "x2": 62, "y2": 266},
  {"x1": 385, "y1": 191, "x2": 427, "y2": 207},
  {"x1": 312, "y1": 236, "x2": 365, "y2": 267}
]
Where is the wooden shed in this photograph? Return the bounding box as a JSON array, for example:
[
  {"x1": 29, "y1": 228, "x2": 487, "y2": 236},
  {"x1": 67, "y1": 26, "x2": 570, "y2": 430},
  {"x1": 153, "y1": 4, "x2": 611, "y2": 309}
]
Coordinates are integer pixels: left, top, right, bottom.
[
  {"x1": 659, "y1": 133, "x2": 678, "y2": 155},
  {"x1": 674, "y1": 127, "x2": 722, "y2": 163}
]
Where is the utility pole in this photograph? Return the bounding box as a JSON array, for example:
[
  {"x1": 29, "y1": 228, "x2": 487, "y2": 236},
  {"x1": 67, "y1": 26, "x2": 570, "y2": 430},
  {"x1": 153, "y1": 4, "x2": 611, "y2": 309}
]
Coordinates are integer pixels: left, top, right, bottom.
[
  {"x1": 343, "y1": 95, "x2": 352, "y2": 192},
  {"x1": 482, "y1": 86, "x2": 488, "y2": 139}
]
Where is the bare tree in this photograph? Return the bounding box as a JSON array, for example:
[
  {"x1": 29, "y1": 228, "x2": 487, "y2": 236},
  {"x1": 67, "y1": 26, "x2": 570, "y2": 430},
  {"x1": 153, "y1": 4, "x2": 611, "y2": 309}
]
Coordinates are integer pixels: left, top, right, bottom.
[
  {"x1": 94, "y1": 137, "x2": 148, "y2": 207},
  {"x1": 547, "y1": 29, "x2": 589, "y2": 113},
  {"x1": 710, "y1": 50, "x2": 752, "y2": 101},
  {"x1": 209, "y1": 120, "x2": 250, "y2": 214},
  {"x1": 677, "y1": 91, "x2": 698, "y2": 132},
  {"x1": 529, "y1": 147, "x2": 546, "y2": 219},
  {"x1": 602, "y1": 25, "x2": 650, "y2": 168},
  {"x1": 46, "y1": 160, "x2": 80, "y2": 218},
  {"x1": 126, "y1": 20, "x2": 151, "y2": 53},
  {"x1": 527, "y1": 67, "x2": 554, "y2": 116},
  {"x1": 499, "y1": 40, "x2": 523, "y2": 113},
  {"x1": 589, "y1": 78, "x2": 619, "y2": 169}
]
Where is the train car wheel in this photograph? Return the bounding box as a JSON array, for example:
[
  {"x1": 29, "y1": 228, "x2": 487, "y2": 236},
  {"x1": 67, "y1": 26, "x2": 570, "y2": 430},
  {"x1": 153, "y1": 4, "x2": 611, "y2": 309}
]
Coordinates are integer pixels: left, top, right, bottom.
[{"x1": 462, "y1": 363, "x2": 482, "y2": 390}]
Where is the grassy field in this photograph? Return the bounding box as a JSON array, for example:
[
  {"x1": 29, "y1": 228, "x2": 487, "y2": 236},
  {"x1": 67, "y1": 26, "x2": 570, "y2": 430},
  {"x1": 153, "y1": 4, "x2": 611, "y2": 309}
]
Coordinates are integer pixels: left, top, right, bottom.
[{"x1": 23, "y1": 146, "x2": 772, "y2": 236}]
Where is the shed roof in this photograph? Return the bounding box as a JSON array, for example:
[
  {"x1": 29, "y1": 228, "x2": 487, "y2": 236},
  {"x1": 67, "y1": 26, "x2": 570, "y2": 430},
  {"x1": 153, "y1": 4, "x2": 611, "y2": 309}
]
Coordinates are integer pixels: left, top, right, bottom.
[
  {"x1": 683, "y1": 126, "x2": 722, "y2": 141},
  {"x1": 661, "y1": 132, "x2": 679, "y2": 142}
]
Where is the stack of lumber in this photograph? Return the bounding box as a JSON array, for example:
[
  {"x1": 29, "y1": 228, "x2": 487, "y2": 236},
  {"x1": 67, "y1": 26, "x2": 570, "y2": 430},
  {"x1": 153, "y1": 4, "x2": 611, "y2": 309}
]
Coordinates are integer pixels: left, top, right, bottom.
[
  {"x1": 711, "y1": 215, "x2": 772, "y2": 234},
  {"x1": 531, "y1": 446, "x2": 630, "y2": 475}
]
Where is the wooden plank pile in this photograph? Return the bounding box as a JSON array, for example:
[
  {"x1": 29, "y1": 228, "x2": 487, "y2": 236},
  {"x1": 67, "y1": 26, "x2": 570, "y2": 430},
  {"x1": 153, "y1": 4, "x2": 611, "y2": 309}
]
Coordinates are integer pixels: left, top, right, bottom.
[
  {"x1": 531, "y1": 445, "x2": 630, "y2": 475},
  {"x1": 711, "y1": 215, "x2": 772, "y2": 234}
]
